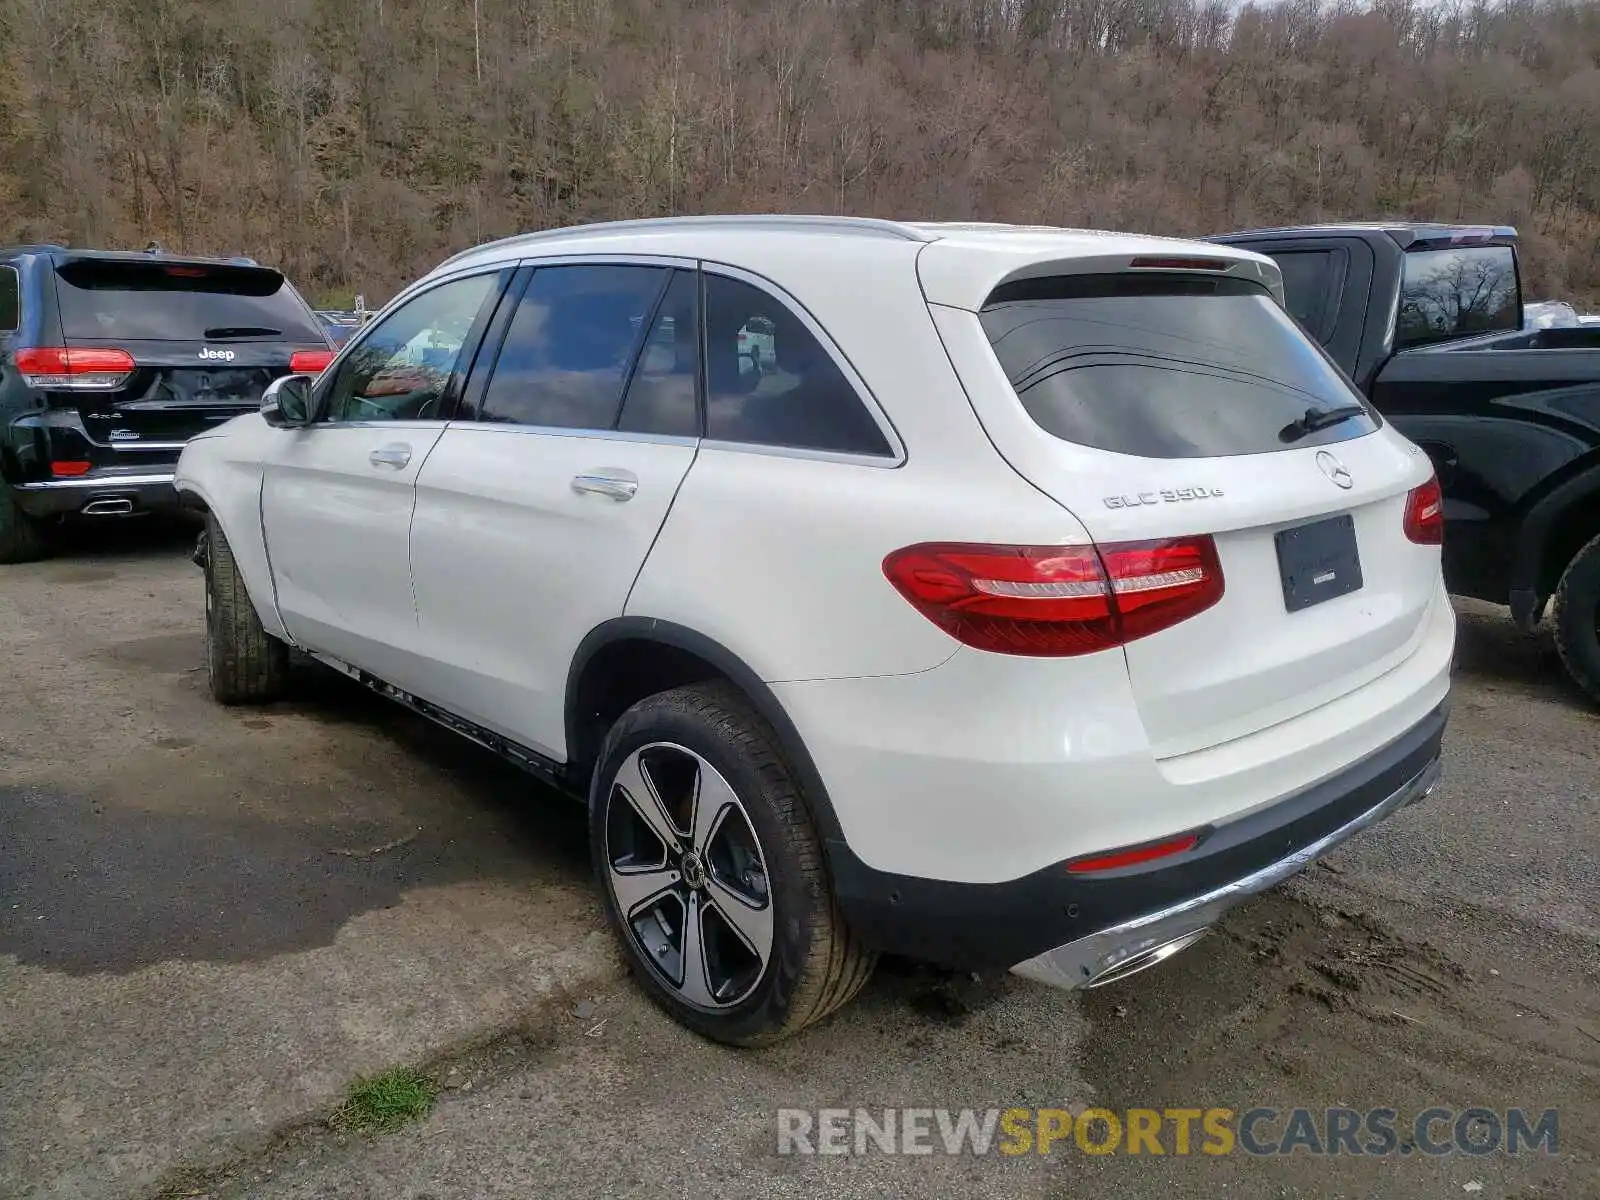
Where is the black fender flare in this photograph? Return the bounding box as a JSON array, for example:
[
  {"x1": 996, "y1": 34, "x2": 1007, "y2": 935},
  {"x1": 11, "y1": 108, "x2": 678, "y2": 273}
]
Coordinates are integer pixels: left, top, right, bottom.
[
  {"x1": 564, "y1": 618, "x2": 848, "y2": 849},
  {"x1": 1509, "y1": 469, "x2": 1600, "y2": 630}
]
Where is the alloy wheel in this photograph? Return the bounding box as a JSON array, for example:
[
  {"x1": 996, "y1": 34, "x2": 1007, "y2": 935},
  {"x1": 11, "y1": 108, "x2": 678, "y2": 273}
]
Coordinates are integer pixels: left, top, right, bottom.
[{"x1": 603, "y1": 742, "x2": 774, "y2": 1011}]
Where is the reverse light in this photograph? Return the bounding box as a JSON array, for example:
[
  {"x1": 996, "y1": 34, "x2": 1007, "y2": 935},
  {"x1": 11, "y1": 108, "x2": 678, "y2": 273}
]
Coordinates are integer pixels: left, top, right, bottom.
[
  {"x1": 16, "y1": 347, "x2": 136, "y2": 391},
  {"x1": 290, "y1": 349, "x2": 336, "y2": 376},
  {"x1": 1404, "y1": 476, "x2": 1444, "y2": 545},
  {"x1": 881, "y1": 536, "x2": 1225, "y2": 657},
  {"x1": 1065, "y1": 832, "x2": 1203, "y2": 874}
]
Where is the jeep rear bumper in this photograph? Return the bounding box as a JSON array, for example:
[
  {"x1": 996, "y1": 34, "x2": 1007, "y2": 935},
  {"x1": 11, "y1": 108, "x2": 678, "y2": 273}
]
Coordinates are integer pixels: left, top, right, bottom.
[{"x1": 12, "y1": 470, "x2": 181, "y2": 518}]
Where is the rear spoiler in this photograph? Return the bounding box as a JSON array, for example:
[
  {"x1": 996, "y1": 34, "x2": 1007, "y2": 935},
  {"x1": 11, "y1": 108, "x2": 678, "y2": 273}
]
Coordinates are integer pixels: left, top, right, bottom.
[{"x1": 54, "y1": 257, "x2": 287, "y2": 296}]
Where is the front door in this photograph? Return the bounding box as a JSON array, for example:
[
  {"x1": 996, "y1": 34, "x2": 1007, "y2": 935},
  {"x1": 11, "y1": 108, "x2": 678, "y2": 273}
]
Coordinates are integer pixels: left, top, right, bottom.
[
  {"x1": 262, "y1": 269, "x2": 508, "y2": 687},
  {"x1": 409, "y1": 263, "x2": 702, "y2": 759}
]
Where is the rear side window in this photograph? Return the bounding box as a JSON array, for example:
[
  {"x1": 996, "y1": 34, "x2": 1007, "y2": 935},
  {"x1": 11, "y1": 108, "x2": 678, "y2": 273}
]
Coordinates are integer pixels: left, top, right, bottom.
[
  {"x1": 616, "y1": 269, "x2": 700, "y2": 438},
  {"x1": 979, "y1": 274, "x2": 1376, "y2": 460},
  {"x1": 703, "y1": 273, "x2": 891, "y2": 457},
  {"x1": 0, "y1": 266, "x2": 17, "y2": 332},
  {"x1": 1395, "y1": 246, "x2": 1519, "y2": 347},
  {"x1": 1269, "y1": 250, "x2": 1340, "y2": 343},
  {"x1": 480, "y1": 264, "x2": 668, "y2": 430},
  {"x1": 53, "y1": 260, "x2": 326, "y2": 342}
]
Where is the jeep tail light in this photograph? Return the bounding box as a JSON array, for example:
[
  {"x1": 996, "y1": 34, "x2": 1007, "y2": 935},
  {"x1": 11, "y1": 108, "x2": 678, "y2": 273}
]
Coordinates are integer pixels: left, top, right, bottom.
[
  {"x1": 15, "y1": 347, "x2": 135, "y2": 391},
  {"x1": 881, "y1": 536, "x2": 1225, "y2": 657},
  {"x1": 290, "y1": 349, "x2": 335, "y2": 376},
  {"x1": 1403, "y1": 476, "x2": 1443, "y2": 545}
]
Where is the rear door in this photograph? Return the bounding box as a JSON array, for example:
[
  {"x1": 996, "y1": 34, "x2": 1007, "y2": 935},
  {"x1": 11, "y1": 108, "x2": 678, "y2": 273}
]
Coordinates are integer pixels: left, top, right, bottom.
[
  {"x1": 50, "y1": 257, "x2": 332, "y2": 459},
  {"x1": 408, "y1": 261, "x2": 701, "y2": 759},
  {"x1": 930, "y1": 268, "x2": 1438, "y2": 759}
]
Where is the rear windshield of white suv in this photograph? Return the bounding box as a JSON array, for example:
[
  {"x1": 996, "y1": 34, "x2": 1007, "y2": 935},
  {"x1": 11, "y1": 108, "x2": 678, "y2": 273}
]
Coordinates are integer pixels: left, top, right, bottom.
[
  {"x1": 54, "y1": 259, "x2": 326, "y2": 343},
  {"x1": 979, "y1": 273, "x2": 1378, "y2": 458}
]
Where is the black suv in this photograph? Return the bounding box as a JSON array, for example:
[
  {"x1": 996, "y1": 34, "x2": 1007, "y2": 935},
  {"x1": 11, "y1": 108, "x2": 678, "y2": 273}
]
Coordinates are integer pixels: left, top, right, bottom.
[
  {"x1": 1211, "y1": 223, "x2": 1600, "y2": 699},
  {"x1": 0, "y1": 245, "x2": 334, "y2": 561}
]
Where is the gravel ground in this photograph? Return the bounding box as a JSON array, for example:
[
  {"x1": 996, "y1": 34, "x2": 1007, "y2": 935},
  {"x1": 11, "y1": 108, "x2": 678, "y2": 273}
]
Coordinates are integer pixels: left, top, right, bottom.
[{"x1": 1, "y1": 519, "x2": 1596, "y2": 1200}]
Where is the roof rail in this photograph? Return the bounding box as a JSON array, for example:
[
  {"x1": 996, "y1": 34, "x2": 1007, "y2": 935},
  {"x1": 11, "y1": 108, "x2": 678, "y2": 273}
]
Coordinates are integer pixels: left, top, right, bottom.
[{"x1": 434, "y1": 214, "x2": 932, "y2": 271}]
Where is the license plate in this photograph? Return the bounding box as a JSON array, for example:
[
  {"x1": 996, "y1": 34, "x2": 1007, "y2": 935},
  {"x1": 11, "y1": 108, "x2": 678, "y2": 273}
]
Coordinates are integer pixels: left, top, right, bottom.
[{"x1": 1275, "y1": 514, "x2": 1362, "y2": 613}]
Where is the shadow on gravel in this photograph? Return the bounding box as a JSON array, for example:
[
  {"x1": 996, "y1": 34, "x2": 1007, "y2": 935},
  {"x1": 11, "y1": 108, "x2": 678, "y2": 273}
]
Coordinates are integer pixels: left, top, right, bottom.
[
  {"x1": 0, "y1": 663, "x2": 591, "y2": 976},
  {"x1": 42, "y1": 511, "x2": 201, "y2": 561},
  {"x1": 1450, "y1": 600, "x2": 1584, "y2": 704}
]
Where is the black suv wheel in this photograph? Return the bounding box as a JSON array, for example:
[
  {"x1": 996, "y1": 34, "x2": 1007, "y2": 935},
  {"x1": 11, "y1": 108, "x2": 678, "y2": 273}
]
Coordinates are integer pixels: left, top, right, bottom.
[
  {"x1": 0, "y1": 479, "x2": 49, "y2": 564},
  {"x1": 1552, "y1": 532, "x2": 1600, "y2": 706}
]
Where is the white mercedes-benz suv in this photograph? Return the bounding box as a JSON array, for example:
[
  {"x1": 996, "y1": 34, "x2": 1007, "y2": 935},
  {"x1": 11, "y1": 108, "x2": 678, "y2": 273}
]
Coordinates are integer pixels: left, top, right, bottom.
[{"x1": 176, "y1": 216, "x2": 1453, "y2": 1045}]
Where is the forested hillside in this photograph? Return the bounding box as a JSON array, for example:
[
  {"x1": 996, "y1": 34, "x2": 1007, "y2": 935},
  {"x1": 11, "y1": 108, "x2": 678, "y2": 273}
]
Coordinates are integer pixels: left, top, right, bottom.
[{"x1": 2, "y1": 0, "x2": 1596, "y2": 304}]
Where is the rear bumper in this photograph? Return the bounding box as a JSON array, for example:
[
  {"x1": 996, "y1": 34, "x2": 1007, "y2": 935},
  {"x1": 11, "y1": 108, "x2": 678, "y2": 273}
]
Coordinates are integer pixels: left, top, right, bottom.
[
  {"x1": 826, "y1": 700, "x2": 1448, "y2": 975},
  {"x1": 1011, "y1": 752, "x2": 1441, "y2": 989},
  {"x1": 12, "y1": 470, "x2": 180, "y2": 517}
]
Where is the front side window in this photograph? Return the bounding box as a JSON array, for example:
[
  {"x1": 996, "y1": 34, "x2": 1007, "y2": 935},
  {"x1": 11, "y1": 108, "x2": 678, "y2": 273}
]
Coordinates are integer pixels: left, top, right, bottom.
[
  {"x1": 1395, "y1": 245, "x2": 1519, "y2": 347},
  {"x1": 703, "y1": 274, "x2": 891, "y2": 456},
  {"x1": 479, "y1": 264, "x2": 669, "y2": 430},
  {"x1": 322, "y1": 273, "x2": 499, "y2": 423},
  {"x1": 980, "y1": 273, "x2": 1377, "y2": 459}
]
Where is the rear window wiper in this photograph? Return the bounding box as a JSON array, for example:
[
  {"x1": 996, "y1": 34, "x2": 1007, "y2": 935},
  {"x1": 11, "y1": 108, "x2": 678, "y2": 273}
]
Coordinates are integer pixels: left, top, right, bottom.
[
  {"x1": 203, "y1": 326, "x2": 281, "y2": 339},
  {"x1": 1280, "y1": 403, "x2": 1367, "y2": 443}
]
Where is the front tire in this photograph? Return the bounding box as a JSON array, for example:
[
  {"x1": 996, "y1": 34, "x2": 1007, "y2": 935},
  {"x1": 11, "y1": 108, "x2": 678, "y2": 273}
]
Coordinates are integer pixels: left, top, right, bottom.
[
  {"x1": 204, "y1": 512, "x2": 288, "y2": 704},
  {"x1": 1552, "y1": 532, "x2": 1600, "y2": 706},
  {"x1": 0, "y1": 478, "x2": 50, "y2": 564},
  {"x1": 590, "y1": 682, "x2": 876, "y2": 1046}
]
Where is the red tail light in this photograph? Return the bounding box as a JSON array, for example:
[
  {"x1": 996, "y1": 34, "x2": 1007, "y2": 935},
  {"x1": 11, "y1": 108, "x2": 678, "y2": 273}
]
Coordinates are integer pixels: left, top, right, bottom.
[
  {"x1": 290, "y1": 349, "x2": 336, "y2": 376},
  {"x1": 881, "y1": 536, "x2": 1225, "y2": 657},
  {"x1": 50, "y1": 461, "x2": 93, "y2": 477},
  {"x1": 1404, "y1": 476, "x2": 1444, "y2": 545},
  {"x1": 1065, "y1": 831, "x2": 1202, "y2": 874},
  {"x1": 15, "y1": 347, "x2": 136, "y2": 391}
]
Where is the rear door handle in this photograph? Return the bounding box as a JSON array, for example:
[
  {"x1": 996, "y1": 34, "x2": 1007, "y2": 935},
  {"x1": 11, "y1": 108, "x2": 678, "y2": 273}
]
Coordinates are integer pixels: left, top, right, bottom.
[
  {"x1": 572, "y1": 470, "x2": 639, "y2": 501},
  {"x1": 369, "y1": 443, "x2": 412, "y2": 469}
]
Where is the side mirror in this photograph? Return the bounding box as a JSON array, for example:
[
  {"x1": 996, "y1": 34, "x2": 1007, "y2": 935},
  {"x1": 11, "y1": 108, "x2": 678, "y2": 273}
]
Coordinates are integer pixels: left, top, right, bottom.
[{"x1": 262, "y1": 374, "x2": 314, "y2": 428}]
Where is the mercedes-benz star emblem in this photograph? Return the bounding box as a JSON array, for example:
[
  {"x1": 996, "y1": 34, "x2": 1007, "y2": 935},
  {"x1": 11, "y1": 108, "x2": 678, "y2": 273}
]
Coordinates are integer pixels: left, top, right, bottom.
[{"x1": 1316, "y1": 450, "x2": 1354, "y2": 490}]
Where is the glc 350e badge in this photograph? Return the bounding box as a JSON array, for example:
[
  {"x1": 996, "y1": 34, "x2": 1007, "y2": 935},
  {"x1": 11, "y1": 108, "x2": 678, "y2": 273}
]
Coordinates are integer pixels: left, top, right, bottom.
[{"x1": 1103, "y1": 486, "x2": 1224, "y2": 510}]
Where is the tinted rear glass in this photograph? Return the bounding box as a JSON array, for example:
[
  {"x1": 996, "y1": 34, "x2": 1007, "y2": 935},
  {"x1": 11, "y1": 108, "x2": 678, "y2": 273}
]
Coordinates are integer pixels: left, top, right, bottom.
[
  {"x1": 1395, "y1": 245, "x2": 1519, "y2": 347},
  {"x1": 979, "y1": 274, "x2": 1376, "y2": 459},
  {"x1": 54, "y1": 260, "x2": 325, "y2": 342},
  {"x1": 1270, "y1": 250, "x2": 1340, "y2": 343}
]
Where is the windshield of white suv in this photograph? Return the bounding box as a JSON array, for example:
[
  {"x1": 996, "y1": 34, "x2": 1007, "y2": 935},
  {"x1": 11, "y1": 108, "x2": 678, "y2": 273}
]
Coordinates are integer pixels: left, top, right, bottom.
[{"x1": 979, "y1": 273, "x2": 1378, "y2": 459}]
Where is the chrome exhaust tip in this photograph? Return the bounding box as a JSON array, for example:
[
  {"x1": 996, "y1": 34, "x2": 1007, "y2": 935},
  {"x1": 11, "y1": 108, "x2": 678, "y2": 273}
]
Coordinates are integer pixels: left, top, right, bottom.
[
  {"x1": 1082, "y1": 926, "x2": 1212, "y2": 989},
  {"x1": 81, "y1": 497, "x2": 135, "y2": 516}
]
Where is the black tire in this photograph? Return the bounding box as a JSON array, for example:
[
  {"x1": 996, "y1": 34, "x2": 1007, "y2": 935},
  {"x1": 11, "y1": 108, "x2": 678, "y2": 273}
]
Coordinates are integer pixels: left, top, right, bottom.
[
  {"x1": 1552, "y1": 532, "x2": 1600, "y2": 706},
  {"x1": 204, "y1": 511, "x2": 288, "y2": 704},
  {"x1": 0, "y1": 478, "x2": 50, "y2": 564},
  {"x1": 589, "y1": 681, "x2": 876, "y2": 1046}
]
